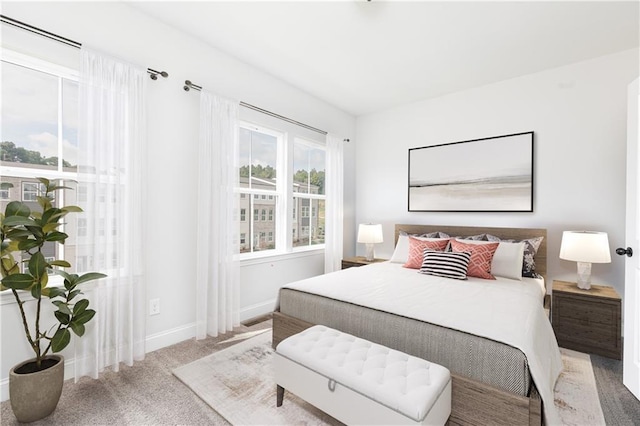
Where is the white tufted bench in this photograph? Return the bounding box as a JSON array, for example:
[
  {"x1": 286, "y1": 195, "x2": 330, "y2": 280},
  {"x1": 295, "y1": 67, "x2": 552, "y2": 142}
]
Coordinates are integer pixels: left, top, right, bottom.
[{"x1": 274, "y1": 325, "x2": 451, "y2": 425}]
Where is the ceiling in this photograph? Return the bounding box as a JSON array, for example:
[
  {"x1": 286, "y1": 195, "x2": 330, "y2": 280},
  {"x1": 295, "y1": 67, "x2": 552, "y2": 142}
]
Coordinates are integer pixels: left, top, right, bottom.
[{"x1": 128, "y1": 1, "x2": 639, "y2": 117}]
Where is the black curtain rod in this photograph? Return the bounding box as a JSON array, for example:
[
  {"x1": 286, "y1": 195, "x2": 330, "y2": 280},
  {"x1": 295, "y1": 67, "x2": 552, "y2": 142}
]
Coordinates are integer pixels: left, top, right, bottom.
[
  {"x1": 0, "y1": 14, "x2": 169, "y2": 81},
  {"x1": 184, "y1": 80, "x2": 350, "y2": 141}
]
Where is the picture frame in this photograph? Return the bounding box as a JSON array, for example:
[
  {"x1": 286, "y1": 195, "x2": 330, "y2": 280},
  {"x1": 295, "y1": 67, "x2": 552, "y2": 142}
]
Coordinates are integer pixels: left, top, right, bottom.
[{"x1": 408, "y1": 132, "x2": 534, "y2": 212}]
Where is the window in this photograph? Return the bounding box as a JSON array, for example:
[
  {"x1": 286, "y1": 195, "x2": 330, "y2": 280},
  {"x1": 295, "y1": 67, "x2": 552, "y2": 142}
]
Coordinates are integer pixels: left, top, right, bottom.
[
  {"x1": 22, "y1": 182, "x2": 45, "y2": 201},
  {"x1": 1, "y1": 52, "x2": 79, "y2": 274},
  {"x1": 238, "y1": 125, "x2": 280, "y2": 254},
  {"x1": 236, "y1": 122, "x2": 326, "y2": 258},
  {"x1": 77, "y1": 218, "x2": 88, "y2": 237},
  {"x1": 292, "y1": 139, "x2": 326, "y2": 248},
  {"x1": 240, "y1": 208, "x2": 246, "y2": 221}
]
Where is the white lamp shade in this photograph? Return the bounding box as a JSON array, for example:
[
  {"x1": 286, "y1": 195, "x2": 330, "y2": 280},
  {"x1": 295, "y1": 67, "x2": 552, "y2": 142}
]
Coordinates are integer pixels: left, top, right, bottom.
[
  {"x1": 559, "y1": 231, "x2": 611, "y2": 263},
  {"x1": 357, "y1": 224, "x2": 383, "y2": 244}
]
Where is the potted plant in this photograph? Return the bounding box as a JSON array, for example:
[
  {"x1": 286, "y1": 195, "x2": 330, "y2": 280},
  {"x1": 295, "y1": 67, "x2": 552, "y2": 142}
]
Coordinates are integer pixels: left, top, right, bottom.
[{"x1": 1, "y1": 178, "x2": 106, "y2": 423}]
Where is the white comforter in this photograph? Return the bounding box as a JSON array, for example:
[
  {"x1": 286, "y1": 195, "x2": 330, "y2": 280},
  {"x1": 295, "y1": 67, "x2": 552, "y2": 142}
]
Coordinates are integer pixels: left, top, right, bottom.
[{"x1": 282, "y1": 262, "x2": 563, "y2": 425}]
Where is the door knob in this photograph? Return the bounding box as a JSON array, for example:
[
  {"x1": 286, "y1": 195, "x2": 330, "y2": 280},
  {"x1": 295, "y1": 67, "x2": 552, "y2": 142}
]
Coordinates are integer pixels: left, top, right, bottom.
[{"x1": 616, "y1": 247, "x2": 633, "y2": 257}]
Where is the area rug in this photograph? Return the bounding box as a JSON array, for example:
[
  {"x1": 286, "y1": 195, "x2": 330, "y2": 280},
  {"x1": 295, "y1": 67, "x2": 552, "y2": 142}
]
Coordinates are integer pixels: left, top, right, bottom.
[
  {"x1": 173, "y1": 330, "x2": 604, "y2": 425},
  {"x1": 556, "y1": 348, "x2": 606, "y2": 425}
]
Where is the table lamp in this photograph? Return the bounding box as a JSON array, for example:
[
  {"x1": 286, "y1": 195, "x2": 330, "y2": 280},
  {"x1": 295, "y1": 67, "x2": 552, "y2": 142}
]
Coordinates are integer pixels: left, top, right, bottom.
[
  {"x1": 357, "y1": 224, "x2": 383, "y2": 262},
  {"x1": 559, "y1": 231, "x2": 611, "y2": 290}
]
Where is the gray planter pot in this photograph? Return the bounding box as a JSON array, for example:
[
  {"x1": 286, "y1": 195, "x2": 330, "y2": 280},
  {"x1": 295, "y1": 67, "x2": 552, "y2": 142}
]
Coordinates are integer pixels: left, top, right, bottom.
[{"x1": 9, "y1": 355, "x2": 64, "y2": 423}]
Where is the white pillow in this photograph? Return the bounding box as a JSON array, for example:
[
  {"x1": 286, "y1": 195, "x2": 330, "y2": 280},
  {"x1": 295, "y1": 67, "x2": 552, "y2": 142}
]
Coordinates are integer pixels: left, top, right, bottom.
[
  {"x1": 491, "y1": 241, "x2": 525, "y2": 280},
  {"x1": 390, "y1": 234, "x2": 449, "y2": 263},
  {"x1": 453, "y1": 238, "x2": 525, "y2": 280}
]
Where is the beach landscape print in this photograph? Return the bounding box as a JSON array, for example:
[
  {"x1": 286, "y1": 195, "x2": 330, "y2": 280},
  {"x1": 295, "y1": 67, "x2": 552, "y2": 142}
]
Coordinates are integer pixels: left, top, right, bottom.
[{"x1": 408, "y1": 132, "x2": 534, "y2": 212}]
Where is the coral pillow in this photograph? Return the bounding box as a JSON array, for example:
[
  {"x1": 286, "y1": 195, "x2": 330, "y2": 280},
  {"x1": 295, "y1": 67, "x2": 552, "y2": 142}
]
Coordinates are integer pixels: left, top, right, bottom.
[
  {"x1": 403, "y1": 236, "x2": 450, "y2": 269},
  {"x1": 450, "y1": 239, "x2": 499, "y2": 280}
]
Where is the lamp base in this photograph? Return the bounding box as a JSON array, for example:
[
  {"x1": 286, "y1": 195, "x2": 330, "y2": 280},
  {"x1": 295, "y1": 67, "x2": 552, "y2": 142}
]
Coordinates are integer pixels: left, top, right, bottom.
[
  {"x1": 364, "y1": 244, "x2": 375, "y2": 262},
  {"x1": 576, "y1": 262, "x2": 592, "y2": 290}
]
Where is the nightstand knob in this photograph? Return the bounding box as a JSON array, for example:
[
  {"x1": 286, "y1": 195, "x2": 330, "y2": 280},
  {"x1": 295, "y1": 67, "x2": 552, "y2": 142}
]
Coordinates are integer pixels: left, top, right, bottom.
[{"x1": 616, "y1": 247, "x2": 633, "y2": 257}]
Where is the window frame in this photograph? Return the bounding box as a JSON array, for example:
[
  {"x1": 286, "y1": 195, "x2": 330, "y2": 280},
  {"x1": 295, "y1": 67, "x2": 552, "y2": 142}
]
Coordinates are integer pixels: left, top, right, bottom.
[
  {"x1": 291, "y1": 137, "x2": 327, "y2": 251},
  {"x1": 236, "y1": 121, "x2": 326, "y2": 261},
  {"x1": 237, "y1": 122, "x2": 284, "y2": 258},
  {"x1": 1, "y1": 50, "x2": 79, "y2": 288}
]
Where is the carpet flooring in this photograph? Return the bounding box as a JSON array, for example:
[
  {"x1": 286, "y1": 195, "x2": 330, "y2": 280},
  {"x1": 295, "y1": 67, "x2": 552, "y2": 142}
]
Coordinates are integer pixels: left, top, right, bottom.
[
  {"x1": 173, "y1": 331, "x2": 604, "y2": 426},
  {"x1": 1, "y1": 317, "x2": 639, "y2": 425},
  {"x1": 591, "y1": 354, "x2": 640, "y2": 425}
]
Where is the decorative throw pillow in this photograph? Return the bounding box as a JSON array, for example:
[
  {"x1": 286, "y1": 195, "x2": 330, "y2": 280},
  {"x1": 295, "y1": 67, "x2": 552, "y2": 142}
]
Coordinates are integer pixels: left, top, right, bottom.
[
  {"x1": 419, "y1": 250, "x2": 471, "y2": 280},
  {"x1": 460, "y1": 234, "x2": 487, "y2": 241},
  {"x1": 390, "y1": 233, "x2": 449, "y2": 264},
  {"x1": 452, "y1": 238, "x2": 525, "y2": 280},
  {"x1": 422, "y1": 231, "x2": 451, "y2": 239},
  {"x1": 486, "y1": 235, "x2": 544, "y2": 278},
  {"x1": 403, "y1": 236, "x2": 450, "y2": 269},
  {"x1": 449, "y1": 239, "x2": 499, "y2": 280},
  {"x1": 491, "y1": 241, "x2": 525, "y2": 280}
]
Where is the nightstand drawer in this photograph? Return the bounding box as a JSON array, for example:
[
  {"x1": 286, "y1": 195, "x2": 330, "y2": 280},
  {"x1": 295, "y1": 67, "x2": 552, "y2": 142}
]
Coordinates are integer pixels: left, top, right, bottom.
[
  {"x1": 553, "y1": 296, "x2": 617, "y2": 326},
  {"x1": 554, "y1": 320, "x2": 618, "y2": 346},
  {"x1": 551, "y1": 280, "x2": 621, "y2": 360}
]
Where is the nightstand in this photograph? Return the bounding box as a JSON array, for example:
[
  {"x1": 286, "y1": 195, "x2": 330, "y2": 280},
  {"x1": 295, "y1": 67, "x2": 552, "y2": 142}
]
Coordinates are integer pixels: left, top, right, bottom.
[
  {"x1": 341, "y1": 256, "x2": 387, "y2": 270},
  {"x1": 551, "y1": 280, "x2": 621, "y2": 359}
]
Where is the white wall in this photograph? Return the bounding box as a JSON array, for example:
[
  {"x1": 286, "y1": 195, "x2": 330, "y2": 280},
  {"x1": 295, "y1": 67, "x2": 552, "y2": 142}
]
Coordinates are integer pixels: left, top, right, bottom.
[
  {"x1": 354, "y1": 48, "x2": 638, "y2": 298},
  {"x1": 0, "y1": 1, "x2": 356, "y2": 401}
]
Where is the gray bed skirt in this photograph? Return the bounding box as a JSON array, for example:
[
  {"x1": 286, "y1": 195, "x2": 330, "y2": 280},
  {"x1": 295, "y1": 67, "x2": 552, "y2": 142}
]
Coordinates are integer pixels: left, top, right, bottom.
[{"x1": 279, "y1": 288, "x2": 532, "y2": 397}]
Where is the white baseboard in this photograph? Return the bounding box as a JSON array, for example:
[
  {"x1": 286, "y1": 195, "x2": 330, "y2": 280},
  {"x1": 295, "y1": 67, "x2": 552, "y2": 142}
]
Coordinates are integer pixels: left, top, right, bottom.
[
  {"x1": 1, "y1": 323, "x2": 197, "y2": 402},
  {"x1": 1, "y1": 308, "x2": 272, "y2": 402},
  {"x1": 240, "y1": 299, "x2": 276, "y2": 322},
  {"x1": 145, "y1": 322, "x2": 196, "y2": 354}
]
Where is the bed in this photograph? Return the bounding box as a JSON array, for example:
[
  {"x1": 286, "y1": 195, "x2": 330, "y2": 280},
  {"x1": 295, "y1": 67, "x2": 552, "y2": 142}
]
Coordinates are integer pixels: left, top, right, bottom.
[{"x1": 273, "y1": 224, "x2": 562, "y2": 425}]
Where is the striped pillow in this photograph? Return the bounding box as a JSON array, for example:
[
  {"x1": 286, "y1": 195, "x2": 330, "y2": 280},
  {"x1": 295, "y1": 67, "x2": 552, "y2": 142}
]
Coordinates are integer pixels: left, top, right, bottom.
[{"x1": 419, "y1": 250, "x2": 471, "y2": 280}]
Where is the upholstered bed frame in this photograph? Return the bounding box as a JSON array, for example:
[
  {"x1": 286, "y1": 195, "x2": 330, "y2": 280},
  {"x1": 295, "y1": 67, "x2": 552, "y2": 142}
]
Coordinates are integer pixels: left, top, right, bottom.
[{"x1": 273, "y1": 224, "x2": 548, "y2": 426}]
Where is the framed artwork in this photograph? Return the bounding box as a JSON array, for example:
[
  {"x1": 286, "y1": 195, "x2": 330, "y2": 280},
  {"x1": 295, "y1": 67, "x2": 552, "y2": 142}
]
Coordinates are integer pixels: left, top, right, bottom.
[{"x1": 408, "y1": 132, "x2": 534, "y2": 212}]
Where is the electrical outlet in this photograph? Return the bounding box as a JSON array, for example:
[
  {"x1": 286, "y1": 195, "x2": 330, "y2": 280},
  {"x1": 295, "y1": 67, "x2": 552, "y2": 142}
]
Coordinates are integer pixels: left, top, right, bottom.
[{"x1": 149, "y1": 298, "x2": 160, "y2": 316}]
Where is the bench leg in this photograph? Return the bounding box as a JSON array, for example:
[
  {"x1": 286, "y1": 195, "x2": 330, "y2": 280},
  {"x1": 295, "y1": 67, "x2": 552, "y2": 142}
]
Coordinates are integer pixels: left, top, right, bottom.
[{"x1": 276, "y1": 385, "x2": 285, "y2": 407}]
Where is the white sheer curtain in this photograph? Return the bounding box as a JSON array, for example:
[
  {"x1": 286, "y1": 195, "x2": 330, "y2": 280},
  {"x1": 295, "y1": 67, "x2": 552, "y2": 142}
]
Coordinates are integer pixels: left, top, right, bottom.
[
  {"x1": 75, "y1": 48, "x2": 147, "y2": 380},
  {"x1": 324, "y1": 134, "x2": 345, "y2": 273},
  {"x1": 195, "y1": 90, "x2": 241, "y2": 339}
]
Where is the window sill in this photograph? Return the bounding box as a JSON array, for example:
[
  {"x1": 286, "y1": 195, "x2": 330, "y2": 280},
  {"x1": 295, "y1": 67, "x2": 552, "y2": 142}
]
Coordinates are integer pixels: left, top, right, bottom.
[{"x1": 240, "y1": 247, "x2": 324, "y2": 267}]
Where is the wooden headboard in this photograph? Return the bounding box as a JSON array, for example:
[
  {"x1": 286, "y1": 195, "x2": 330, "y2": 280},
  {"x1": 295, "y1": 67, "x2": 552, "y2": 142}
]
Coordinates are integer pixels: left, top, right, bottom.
[{"x1": 395, "y1": 224, "x2": 547, "y2": 279}]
